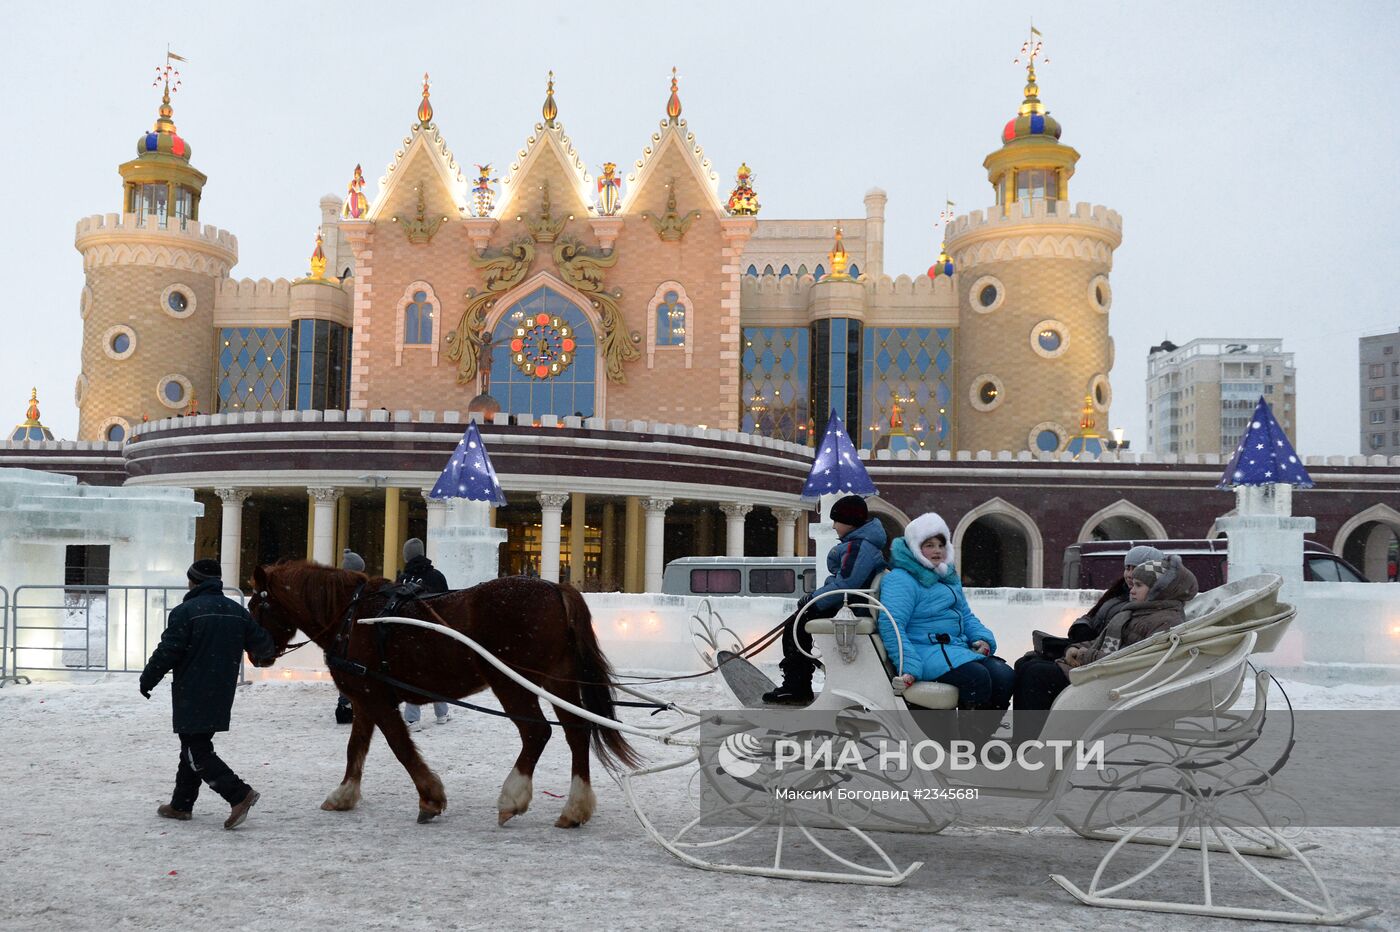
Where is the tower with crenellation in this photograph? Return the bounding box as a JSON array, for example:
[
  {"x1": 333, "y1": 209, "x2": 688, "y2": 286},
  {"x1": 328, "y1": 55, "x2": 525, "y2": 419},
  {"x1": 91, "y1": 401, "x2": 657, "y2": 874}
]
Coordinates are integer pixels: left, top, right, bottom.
[
  {"x1": 73, "y1": 60, "x2": 237, "y2": 441},
  {"x1": 945, "y1": 35, "x2": 1122, "y2": 454}
]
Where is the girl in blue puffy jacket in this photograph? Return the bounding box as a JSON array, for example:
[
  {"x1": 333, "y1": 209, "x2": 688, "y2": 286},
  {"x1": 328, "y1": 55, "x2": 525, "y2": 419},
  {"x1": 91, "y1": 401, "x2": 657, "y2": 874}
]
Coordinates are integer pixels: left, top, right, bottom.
[{"x1": 877, "y1": 512, "x2": 1015, "y2": 711}]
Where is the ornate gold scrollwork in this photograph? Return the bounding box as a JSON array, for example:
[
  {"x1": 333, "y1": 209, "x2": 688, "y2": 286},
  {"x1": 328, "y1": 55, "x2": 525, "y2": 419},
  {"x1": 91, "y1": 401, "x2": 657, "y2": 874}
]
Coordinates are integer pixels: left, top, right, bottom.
[
  {"x1": 553, "y1": 236, "x2": 638, "y2": 382},
  {"x1": 445, "y1": 238, "x2": 536, "y2": 383}
]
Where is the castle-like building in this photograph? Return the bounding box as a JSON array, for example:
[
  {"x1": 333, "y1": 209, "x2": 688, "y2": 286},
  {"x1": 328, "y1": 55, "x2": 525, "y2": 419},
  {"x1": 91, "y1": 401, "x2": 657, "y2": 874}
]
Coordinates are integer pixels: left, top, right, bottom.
[{"x1": 74, "y1": 58, "x2": 1121, "y2": 457}]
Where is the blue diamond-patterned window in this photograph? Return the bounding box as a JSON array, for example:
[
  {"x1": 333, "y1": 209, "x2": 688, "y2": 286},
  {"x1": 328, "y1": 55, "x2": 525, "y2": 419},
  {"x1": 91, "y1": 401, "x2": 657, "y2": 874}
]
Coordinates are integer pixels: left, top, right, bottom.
[
  {"x1": 863, "y1": 327, "x2": 956, "y2": 450},
  {"x1": 656, "y1": 290, "x2": 686, "y2": 347},
  {"x1": 217, "y1": 327, "x2": 289, "y2": 412},
  {"x1": 405, "y1": 290, "x2": 434, "y2": 345},
  {"x1": 741, "y1": 327, "x2": 809, "y2": 443}
]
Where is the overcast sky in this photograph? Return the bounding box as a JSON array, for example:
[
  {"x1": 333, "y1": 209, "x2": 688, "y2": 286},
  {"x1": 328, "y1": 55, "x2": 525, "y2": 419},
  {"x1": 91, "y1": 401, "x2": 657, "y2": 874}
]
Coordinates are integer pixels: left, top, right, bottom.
[{"x1": 2, "y1": 1, "x2": 1394, "y2": 455}]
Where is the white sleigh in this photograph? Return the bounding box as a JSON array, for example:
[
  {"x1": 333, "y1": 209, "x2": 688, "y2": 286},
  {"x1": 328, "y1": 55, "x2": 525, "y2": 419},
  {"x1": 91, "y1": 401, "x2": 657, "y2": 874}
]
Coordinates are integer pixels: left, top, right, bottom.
[{"x1": 622, "y1": 574, "x2": 1380, "y2": 925}]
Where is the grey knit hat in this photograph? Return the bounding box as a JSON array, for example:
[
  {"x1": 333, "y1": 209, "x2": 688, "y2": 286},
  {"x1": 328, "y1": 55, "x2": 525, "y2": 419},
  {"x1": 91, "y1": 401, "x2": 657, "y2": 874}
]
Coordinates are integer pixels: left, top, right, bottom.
[
  {"x1": 1132, "y1": 559, "x2": 1170, "y2": 590},
  {"x1": 341, "y1": 550, "x2": 366, "y2": 572},
  {"x1": 1124, "y1": 545, "x2": 1165, "y2": 568},
  {"x1": 403, "y1": 537, "x2": 425, "y2": 563},
  {"x1": 186, "y1": 558, "x2": 222, "y2": 583}
]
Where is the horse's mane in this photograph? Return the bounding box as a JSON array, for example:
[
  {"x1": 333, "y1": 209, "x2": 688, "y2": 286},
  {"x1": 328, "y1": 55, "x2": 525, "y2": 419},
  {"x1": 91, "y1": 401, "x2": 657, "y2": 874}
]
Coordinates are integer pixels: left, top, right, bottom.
[{"x1": 265, "y1": 560, "x2": 386, "y2": 634}]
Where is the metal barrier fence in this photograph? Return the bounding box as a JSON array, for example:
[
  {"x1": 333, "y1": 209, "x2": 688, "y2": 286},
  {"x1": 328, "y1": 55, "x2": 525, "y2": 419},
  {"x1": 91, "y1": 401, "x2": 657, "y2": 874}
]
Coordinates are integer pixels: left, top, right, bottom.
[
  {"x1": 0, "y1": 586, "x2": 23, "y2": 687},
  {"x1": 7, "y1": 585, "x2": 248, "y2": 680}
]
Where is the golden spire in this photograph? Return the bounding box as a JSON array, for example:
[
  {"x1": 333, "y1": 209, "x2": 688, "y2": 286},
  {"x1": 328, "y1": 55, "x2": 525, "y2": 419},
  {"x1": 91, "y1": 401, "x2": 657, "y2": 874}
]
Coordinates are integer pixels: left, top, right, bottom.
[
  {"x1": 23, "y1": 387, "x2": 40, "y2": 426},
  {"x1": 151, "y1": 56, "x2": 183, "y2": 134},
  {"x1": 12, "y1": 387, "x2": 53, "y2": 442},
  {"x1": 824, "y1": 223, "x2": 852, "y2": 281},
  {"x1": 666, "y1": 67, "x2": 682, "y2": 123},
  {"x1": 542, "y1": 70, "x2": 557, "y2": 127},
  {"x1": 417, "y1": 72, "x2": 433, "y2": 127},
  {"x1": 1014, "y1": 27, "x2": 1048, "y2": 117},
  {"x1": 308, "y1": 229, "x2": 328, "y2": 280}
]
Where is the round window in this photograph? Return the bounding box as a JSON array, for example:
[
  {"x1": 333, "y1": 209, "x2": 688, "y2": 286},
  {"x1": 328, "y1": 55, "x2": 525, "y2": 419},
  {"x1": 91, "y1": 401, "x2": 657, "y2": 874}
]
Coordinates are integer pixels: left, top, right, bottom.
[
  {"x1": 979, "y1": 284, "x2": 998, "y2": 308},
  {"x1": 1095, "y1": 284, "x2": 1105, "y2": 305},
  {"x1": 1035, "y1": 430, "x2": 1061, "y2": 452},
  {"x1": 163, "y1": 380, "x2": 186, "y2": 404},
  {"x1": 111, "y1": 332, "x2": 131, "y2": 354},
  {"x1": 1030, "y1": 319, "x2": 1070, "y2": 358},
  {"x1": 1095, "y1": 382, "x2": 1107, "y2": 405},
  {"x1": 1087, "y1": 274, "x2": 1112, "y2": 313},
  {"x1": 1037, "y1": 329, "x2": 1062, "y2": 352},
  {"x1": 969, "y1": 276, "x2": 1005, "y2": 314},
  {"x1": 106, "y1": 424, "x2": 125, "y2": 442},
  {"x1": 978, "y1": 382, "x2": 999, "y2": 405},
  {"x1": 167, "y1": 290, "x2": 188, "y2": 313}
]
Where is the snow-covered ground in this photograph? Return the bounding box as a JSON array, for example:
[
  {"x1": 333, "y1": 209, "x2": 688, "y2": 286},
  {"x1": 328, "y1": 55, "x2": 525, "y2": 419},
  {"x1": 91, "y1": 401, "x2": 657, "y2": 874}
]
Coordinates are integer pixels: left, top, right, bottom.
[{"x1": 1, "y1": 670, "x2": 1395, "y2": 931}]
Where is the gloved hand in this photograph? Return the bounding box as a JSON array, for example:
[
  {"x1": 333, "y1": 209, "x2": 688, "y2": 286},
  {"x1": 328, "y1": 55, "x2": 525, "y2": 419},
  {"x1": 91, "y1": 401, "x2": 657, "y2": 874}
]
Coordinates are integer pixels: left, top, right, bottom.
[
  {"x1": 891, "y1": 673, "x2": 915, "y2": 694},
  {"x1": 140, "y1": 682, "x2": 153, "y2": 699}
]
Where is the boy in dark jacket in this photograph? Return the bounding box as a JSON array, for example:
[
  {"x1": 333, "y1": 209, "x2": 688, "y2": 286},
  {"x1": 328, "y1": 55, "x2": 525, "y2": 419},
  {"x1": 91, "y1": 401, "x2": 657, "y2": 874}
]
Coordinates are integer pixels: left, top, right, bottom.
[
  {"x1": 140, "y1": 559, "x2": 275, "y2": 829},
  {"x1": 762, "y1": 495, "x2": 888, "y2": 705}
]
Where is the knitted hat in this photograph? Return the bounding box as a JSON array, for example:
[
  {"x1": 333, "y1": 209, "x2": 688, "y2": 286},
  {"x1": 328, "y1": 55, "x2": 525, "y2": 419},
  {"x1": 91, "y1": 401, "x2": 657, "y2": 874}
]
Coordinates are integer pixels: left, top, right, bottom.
[
  {"x1": 829, "y1": 495, "x2": 868, "y2": 526},
  {"x1": 1132, "y1": 559, "x2": 1169, "y2": 590},
  {"x1": 1124, "y1": 545, "x2": 1165, "y2": 568},
  {"x1": 902, "y1": 512, "x2": 955, "y2": 575},
  {"x1": 403, "y1": 537, "x2": 425, "y2": 563},
  {"x1": 186, "y1": 558, "x2": 222, "y2": 583},
  {"x1": 341, "y1": 549, "x2": 366, "y2": 572}
]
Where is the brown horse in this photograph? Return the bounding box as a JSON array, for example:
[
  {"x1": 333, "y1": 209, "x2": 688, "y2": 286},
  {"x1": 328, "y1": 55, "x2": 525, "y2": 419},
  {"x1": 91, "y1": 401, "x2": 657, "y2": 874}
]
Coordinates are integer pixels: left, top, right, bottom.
[{"x1": 248, "y1": 561, "x2": 638, "y2": 827}]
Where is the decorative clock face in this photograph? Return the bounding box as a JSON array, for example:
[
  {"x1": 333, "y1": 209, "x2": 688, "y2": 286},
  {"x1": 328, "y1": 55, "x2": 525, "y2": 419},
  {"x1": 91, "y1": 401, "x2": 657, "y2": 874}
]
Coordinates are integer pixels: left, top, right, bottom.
[{"x1": 510, "y1": 313, "x2": 576, "y2": 379}]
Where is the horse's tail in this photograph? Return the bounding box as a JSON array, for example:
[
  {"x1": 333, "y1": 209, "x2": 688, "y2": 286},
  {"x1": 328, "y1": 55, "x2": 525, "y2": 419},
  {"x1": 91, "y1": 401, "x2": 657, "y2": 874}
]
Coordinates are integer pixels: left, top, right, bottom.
[{"x1": 558, "y1": 582, "x2": 641, "y2": 772}]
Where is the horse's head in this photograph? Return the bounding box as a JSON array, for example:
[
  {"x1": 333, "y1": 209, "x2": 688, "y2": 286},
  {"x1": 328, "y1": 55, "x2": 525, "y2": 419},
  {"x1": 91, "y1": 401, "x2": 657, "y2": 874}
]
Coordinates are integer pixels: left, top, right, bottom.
[{"x1": 248, "y1": 564, "x2": 299, "y2": 667}]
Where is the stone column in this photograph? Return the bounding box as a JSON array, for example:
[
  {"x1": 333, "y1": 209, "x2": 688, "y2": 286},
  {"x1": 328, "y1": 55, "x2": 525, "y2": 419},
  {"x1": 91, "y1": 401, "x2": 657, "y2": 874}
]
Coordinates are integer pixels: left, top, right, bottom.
[
  {"x1": 538, "y1": 492, "x2": 570, "y2": 583},
  {"x1": 383, "y1": 487, "x2": 401, "y2": 578},
  {"x1": 863, "y1": 187, "x2": 887, "y2": 281},
  {"x1": 774, "y1": 507, "x2": 801, "y2": 559},
  {"x1": 601, "y1": 501, "x2": 618, "y2": 590},
  {"x1": 624, "y1": 496, "x2": 642, "y2": 592},
  {"x1": 307, "y1": 488, "x2": 343, "y2": 566},
  {"x1": 305, "y1": 498, "x2": 316, "y2": 561},
  {"x1": 642, "y1": 497, "x2": 674, "y2": 593},
  {"x1": 720, "y1": 502, "x2": 753, "y2": 558},
  {"x1": 569, "y1": 492, "x2": 587, "y2": 586},
  {"x1": 335, "y1": 494, "x2": 351, "y2": 558},
  {"x1": 214, "y1": 488, "x2": 249, "y2": 590},
  {"x1": 696, "y1": 507, "x2": 715, "y2": 555},
  {"x1": 422, "y1": 490, "x2": 447, "y2": 560}
]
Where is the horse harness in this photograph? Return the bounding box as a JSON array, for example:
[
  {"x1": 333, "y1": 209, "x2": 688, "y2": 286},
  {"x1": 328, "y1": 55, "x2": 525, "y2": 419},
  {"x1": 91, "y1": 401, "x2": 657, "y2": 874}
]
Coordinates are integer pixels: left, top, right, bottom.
[{"x1": 319, "y1": 581, "x2": 666, "y2": 729}]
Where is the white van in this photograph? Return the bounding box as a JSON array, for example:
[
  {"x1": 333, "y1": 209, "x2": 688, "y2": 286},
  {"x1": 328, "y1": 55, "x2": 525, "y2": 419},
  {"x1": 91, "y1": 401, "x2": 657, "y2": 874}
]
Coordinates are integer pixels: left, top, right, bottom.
[{"x1": 662, "y1": 556, "x2": 815, "y2": 599}]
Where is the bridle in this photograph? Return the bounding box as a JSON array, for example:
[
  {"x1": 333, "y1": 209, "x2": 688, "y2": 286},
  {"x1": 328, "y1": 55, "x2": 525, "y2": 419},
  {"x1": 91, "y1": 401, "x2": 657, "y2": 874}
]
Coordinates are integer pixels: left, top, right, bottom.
[{"x1": 250, "y1": 587, "x2": 331, "y2": 659}]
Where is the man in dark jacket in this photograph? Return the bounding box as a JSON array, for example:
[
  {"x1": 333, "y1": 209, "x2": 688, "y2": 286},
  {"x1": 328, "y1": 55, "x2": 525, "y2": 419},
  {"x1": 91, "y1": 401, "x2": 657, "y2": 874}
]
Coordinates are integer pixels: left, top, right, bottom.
[
  {"x1": 140, "y1": 559, "x2": 275, "y2": 829},
  {"x1": 762, "y1": 495, "x2": 888, "y2": 705},
  {"x1": 397, "y1": 538, "x2": 448, "y2": 594},
  {"x1": 395, "y1": 539, "x2": 452, "y2": 729}
]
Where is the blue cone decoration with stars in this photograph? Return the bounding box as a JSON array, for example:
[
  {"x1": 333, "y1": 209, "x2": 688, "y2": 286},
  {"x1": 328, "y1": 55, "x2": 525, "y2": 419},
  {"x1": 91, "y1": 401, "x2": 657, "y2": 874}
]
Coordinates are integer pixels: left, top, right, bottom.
[
  {"x1": 1217, "y1": 397, "x2": 1313, "y2": 490},
  {"x1": 429, "y1": 421, "x2": 507, "y2": 504},
  {"x1": 801, "y1": 411, "x2": 878, "y2": 502}
]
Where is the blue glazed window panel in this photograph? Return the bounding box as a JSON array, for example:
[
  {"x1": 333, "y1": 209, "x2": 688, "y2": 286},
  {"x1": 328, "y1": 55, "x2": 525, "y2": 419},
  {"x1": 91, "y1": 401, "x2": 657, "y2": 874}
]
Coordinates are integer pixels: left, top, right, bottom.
[
  {"x1": 741, "y1": 326, "x2": 809, "y2": 443},
  {"x1": 405, "y1": 291, "x2": 434, "y2": 345},
  {"x1": 217, "y1": 327, "x2": 289, "y2": 413},
  {"x1": 656, "y1": 291, "x2": 686, "y2": 347}
]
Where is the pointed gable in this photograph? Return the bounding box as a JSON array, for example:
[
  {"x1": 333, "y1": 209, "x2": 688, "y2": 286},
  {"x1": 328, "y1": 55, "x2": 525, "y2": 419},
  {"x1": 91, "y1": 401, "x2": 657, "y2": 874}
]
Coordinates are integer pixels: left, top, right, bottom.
[
  {"x1": 367, "y1": 124, "x2": 469, "y2": 222},
  {"x1": 494, "y1": 124, "x2": 594, "y2": 221},
  {"x1": 621, "y1": 120, "x2": 726, "y2": 217}
]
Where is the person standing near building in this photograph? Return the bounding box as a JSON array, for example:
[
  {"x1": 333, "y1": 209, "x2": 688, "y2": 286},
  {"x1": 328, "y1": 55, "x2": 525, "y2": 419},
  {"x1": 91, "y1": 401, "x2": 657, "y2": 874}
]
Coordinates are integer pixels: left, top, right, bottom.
[
  {"x1": 140, "y1": 559, "x2": 274, "y2": 829},
  {"x1": 333, "y1": 549, "x2": 367, "y2": 725},
  {"x1": 396, "y1": 538, "x2": 453, "y2": 729}
]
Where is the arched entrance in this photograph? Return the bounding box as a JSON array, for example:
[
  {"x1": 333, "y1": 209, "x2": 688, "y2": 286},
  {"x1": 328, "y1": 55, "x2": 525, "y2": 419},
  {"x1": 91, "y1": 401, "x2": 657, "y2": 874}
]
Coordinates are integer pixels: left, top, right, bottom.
[
  {"x1": 953, "y1": 498, "x2": 1044, "y2": 588},
  {"x1": 1078, "y1": 499, "x2": 1168, "y2": 543},
  {"x1": 1334, "y1": 505, "x2": 1400, "y2": 582}
]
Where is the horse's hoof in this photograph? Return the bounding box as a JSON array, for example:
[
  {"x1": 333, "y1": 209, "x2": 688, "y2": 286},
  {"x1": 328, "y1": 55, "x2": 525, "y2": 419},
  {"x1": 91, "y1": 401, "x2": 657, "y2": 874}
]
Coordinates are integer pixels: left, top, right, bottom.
[
  {"x1": 498, "y1": 810, "x2": 516, "y2": 826},
  {"x1": 417, "y1": 810, "x2": 439, "y2": 824},
  {"x1": 554, "y1": 815, "x2": 584, "y2": 829}
]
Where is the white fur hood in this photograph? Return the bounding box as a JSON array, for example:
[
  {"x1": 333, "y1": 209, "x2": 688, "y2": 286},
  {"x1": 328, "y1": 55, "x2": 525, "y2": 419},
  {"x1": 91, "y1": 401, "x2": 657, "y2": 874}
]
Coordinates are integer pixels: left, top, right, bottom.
[{"x1": 902, "y1": 512, "x2": 955, "y2": 575}]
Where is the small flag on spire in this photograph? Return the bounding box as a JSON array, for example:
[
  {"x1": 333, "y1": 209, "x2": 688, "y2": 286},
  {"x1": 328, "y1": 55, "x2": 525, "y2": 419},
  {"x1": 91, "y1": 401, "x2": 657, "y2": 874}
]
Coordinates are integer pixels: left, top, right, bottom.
[
  {"x1": 167, "y1": 50, "x2": 188, "y2": 63},
  {"x1": 429, "y1": 421, "x2": 507, "y2": 504},
  {"x1": 1217, "y1": 397, "x2": 1314, "y2": 490},
  {"x1": 801, "y1": 411, "x2": 877, "y2": 501}
]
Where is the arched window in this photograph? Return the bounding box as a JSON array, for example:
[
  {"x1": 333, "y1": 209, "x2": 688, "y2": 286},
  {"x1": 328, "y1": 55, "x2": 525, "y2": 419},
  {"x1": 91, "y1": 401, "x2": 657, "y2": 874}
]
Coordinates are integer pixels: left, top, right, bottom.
[
  {"x1": 656, "y1": 291, "x2": 686, "y2": 347},
  {"x1": 405, "y1": 291, "x2": 433, "y2": 345},
  {"x1": 780, "y1": 264, "x2": 792, "y2": 278},
  {"x1": 746, "y1": 264, "x2": 758, "y2": 277},
  {"x1": 814, "y1": 264, "x2": 825, "y2": 279},
  {"x1": 489, "y1": 286, "x2": 597, "y2": 418},
  {"x1": 849, "y1": 263, "x2": 860, "y2": 278}
]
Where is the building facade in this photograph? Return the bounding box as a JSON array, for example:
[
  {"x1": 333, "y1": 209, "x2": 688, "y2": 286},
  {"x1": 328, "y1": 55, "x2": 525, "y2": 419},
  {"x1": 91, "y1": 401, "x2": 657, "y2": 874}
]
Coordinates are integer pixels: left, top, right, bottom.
[
  {"x1": 36, "y1": 57, "x2": 1395, "y2": 591},
  {"x1": 1360, "y1": 328, "x2": 1400, "y2": 456},
  {"x1": 1145, "y1": 338, "x2": 1297, "y2": 456}
]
